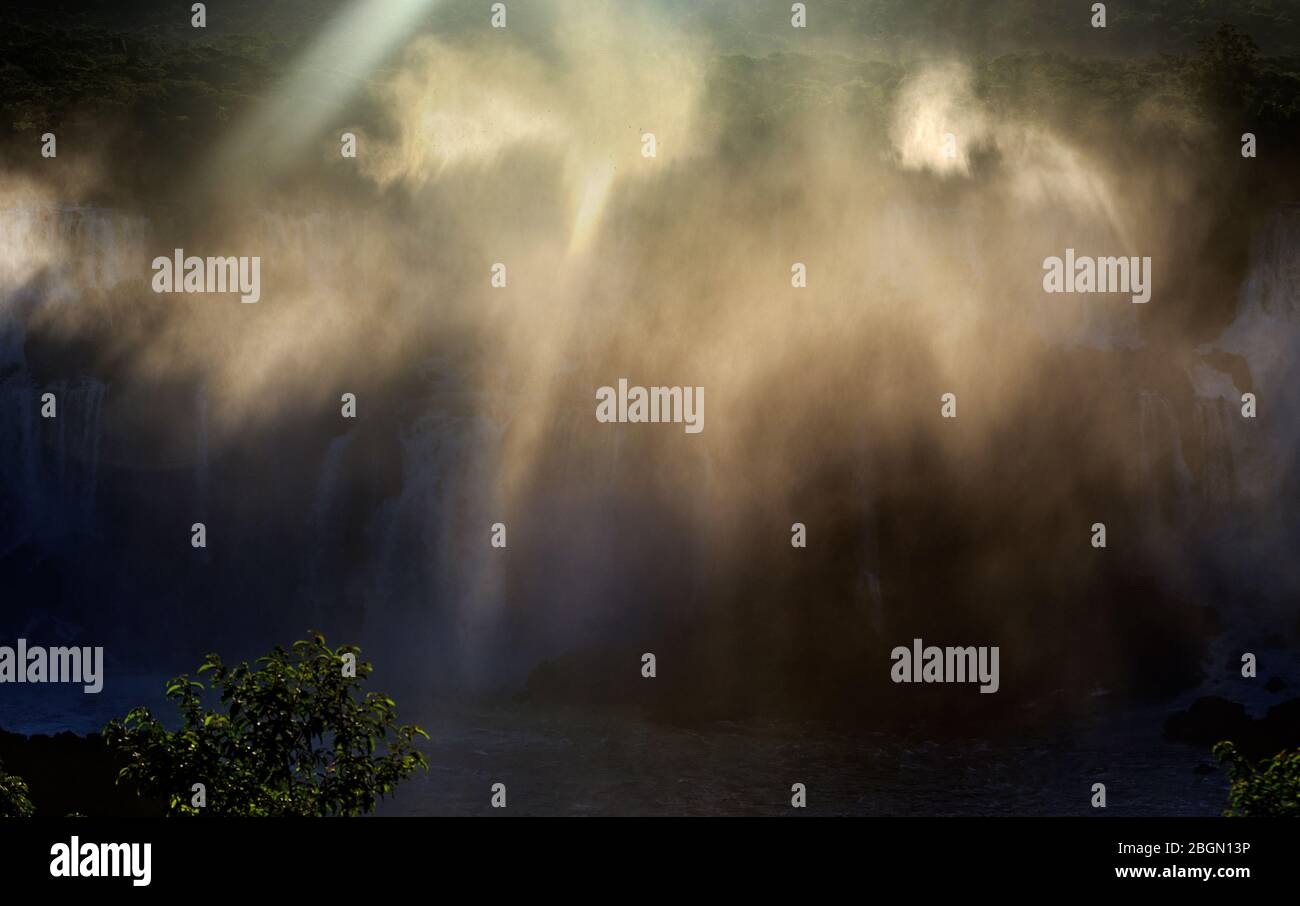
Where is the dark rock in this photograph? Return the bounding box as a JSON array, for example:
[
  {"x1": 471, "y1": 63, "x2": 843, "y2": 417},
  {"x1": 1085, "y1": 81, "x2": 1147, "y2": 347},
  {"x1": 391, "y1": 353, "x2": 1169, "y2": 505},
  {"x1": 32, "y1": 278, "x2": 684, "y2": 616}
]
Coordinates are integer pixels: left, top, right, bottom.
[
  {"x1": 1163, "y1": 696, "x2": 1252, "y2": 746},
  {"x1": 1165, "y1": 696, "x2": 1300, "y2": 760},
  {"x1": 1259, "y1": 697, "x2": 1300, "y2": 755}
]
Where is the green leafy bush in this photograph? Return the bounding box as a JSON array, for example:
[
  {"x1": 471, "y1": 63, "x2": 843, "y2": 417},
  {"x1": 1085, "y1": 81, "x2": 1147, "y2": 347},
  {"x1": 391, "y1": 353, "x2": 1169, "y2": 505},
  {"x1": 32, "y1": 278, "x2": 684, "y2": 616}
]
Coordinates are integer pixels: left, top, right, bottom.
[
  {"x1": 1213, "y1": 741, "x2": 1300, "y2": 816},
  {"x1": 103, "y1": 633, "x2": 428, "y2": 816},
  {"x1": 0, "y1": 760, "x2": 35, "y2": 817}
]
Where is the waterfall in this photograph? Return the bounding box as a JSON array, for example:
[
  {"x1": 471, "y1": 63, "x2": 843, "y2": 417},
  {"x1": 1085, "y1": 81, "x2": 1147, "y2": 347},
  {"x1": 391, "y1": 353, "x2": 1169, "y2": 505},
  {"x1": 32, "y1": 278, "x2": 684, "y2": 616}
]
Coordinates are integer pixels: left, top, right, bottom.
[
  {"x1": 365, "y1": 394, "x2": 506, "y2": 685},
  {"x1": 194, "y1": 384, "x2": 210, "y2": 517},
  {"x1": 0, "y1": 205, "x2": 134, "y2": 557},
  {"x1": 312, "y1": 433, "x2": 353, "y2": 531},
  {"x1": 1213, "y1": 208, "x2": 1300, "y2": 480},
  {"x1": 1238, "y1": 206, "x2": 1300, "y2": 318},
  {"x1": 0, "y1": 378, "x2": 107, "y2": 554},
  {"x1": 1123, "y1": 208, "x2": 1300, "y2": 536},
  {"x1": 72, "y1": 379, "x2": 106, "y2": 527},
  {"x1": 1136, "y1": 389, "x2": 1192, "y2": 526},
  {"x1": 1192, "y1": 397, "x2": 1238, "y2": 505},
  {"x1": 0, "y1": 380, "x2": 39, "y2": 556},
  {"x1": 0, "y1": 203, "x2": 146, "y2": 302},
  {"x1": 305, "y1": 431, "x2": 355, "y2": 619}
]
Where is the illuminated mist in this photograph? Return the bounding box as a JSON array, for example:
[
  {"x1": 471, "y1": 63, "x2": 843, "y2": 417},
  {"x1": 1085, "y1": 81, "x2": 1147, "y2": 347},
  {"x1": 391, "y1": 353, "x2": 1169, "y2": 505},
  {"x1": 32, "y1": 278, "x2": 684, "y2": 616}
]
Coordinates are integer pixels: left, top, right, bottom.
[{"x1": 3, "y1": 0, "x2": 1298, "y2": 726}]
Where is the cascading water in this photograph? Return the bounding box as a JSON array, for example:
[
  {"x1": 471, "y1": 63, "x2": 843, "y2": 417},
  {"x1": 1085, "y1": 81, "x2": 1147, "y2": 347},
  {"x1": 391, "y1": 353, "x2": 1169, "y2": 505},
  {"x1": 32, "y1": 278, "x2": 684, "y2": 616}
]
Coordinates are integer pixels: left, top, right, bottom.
[
  {"x1": 1214, "y1": 207, "x2": 1300, "y2": 488},
  {"x1": 0, "y1": 205, "x2": 133, "y2": 556},
  {"x1": 363, "y1": 383, "x2": 507, "y2": 686},
  {"x1": 306, "y1": 430, "x2": 354, "y2": 620},
  {"x1": 194, "y1": 383, "x2": 210, "y2": 518},
  {"x1": 1169, "y1": 207, "x2": 1300, "y2": 690},
  {"x1": 1192, "y1": 396, "x2": 1240, "y2": 506},
  {"x1": 1136, "y1": 389, "x2": 1193, "y2": 526}
]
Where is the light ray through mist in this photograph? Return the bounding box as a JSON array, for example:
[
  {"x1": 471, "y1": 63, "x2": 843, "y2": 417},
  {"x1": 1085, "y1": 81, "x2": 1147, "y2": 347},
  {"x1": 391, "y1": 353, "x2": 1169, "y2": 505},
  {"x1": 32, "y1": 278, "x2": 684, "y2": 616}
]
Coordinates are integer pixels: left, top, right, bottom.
[{"x1": 217, "y1": 0, "x2": 442, "y2": 176}]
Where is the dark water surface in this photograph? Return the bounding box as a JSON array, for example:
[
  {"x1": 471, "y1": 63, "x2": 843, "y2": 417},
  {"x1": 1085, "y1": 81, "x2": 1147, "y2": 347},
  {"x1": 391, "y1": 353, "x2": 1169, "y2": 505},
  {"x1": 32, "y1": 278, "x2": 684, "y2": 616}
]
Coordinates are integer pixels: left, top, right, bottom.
[
  {"x1": 372, "y1": 699, "x2": 1228, "y2": 816},
  {"x1": 0, "y1": 672, "x2": 1266, "y2": 816}
]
